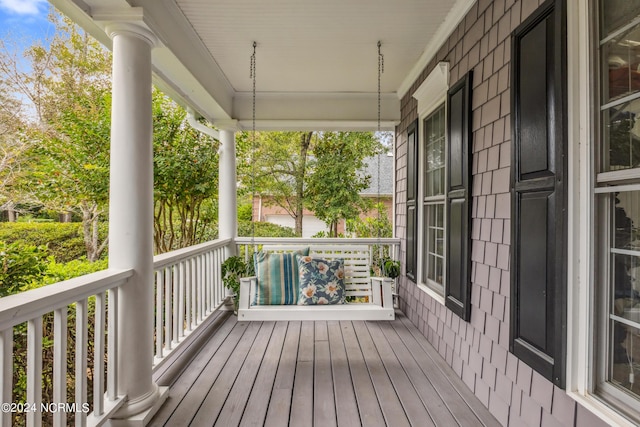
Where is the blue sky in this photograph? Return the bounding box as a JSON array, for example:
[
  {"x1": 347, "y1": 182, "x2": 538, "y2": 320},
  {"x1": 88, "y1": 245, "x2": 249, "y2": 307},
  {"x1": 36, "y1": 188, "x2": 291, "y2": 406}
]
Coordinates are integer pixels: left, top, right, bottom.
[{"x1": 0, "y1": 0, "x2": 55, "y2": 45}]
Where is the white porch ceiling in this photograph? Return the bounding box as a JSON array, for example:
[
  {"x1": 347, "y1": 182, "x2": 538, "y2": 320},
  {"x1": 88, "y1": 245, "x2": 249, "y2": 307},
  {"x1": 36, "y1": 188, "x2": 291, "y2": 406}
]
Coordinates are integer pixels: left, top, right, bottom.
[{"x1": 51, "y1": 0, "x2": 476, "y2": 130}]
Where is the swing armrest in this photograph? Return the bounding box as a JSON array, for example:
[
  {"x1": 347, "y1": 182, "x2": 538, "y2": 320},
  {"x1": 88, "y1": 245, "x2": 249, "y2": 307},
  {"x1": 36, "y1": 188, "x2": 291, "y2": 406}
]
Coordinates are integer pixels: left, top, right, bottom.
[
  {"x1": 370, "y1": 277, "x2": 394, "y2": 308},
  {"x1": 239, "y1": 276, "x2": 257, "y2": 312}
]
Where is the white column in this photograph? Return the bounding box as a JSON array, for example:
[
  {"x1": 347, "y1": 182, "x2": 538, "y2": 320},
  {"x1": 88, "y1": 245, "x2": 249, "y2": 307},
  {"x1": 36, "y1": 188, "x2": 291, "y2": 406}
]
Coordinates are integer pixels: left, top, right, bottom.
[
  {"x1": 106, "y1": 23, "x2": 160, "y2": 419},
  {"x1": 218, "y1": 128, "x2": 238, "y2": 250}
]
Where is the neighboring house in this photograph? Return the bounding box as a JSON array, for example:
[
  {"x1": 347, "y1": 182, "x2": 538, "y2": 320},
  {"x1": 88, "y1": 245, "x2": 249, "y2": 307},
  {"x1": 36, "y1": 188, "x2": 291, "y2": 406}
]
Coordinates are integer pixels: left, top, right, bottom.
[{"x1": 254, "y1": 153, "x2": 394, "y2": 237}]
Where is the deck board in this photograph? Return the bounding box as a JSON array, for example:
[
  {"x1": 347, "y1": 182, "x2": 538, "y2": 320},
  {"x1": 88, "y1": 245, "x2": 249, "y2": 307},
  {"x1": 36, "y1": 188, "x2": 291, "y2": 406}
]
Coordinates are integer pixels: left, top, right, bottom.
[
  {"x1": 365, "y1": 321, "x2": 435, "y2": 427},
  {"x1": 188, "y1": 322, "x2": 261, "y2": 425},
  {"x1": 239, "y1": 321, "x2": 287, "y2": 427},
  {"x1": 150, "y1": 311, "x2": 500, "y2": 427},
  {"x1": 263, "y1": 321, "x2": 300, "y2": 427},
  {"x1": 340, "y1": 320, "x2": 386, "y2": 427},
  {"x1": 289, "y1": 321, "x2": 314, "y2": 427},
  {"x1": 215, "y1": 322, "x2": 276, "y2": 426},
  {"x1": 397, "y1": 315, "x2": 501, "y2": 427},
  {"x1": 352, "y1": 321, "x2": 411, "y2": 427},
  {"x1": 149, "y1": 319, "x2": 246, "y2": 427},
  {"x1": 377, "y1": 321, "x2": 459, "y2": 426},
  {"x1": 327, "y1": 321, "x2": 361, "y2": 427}
]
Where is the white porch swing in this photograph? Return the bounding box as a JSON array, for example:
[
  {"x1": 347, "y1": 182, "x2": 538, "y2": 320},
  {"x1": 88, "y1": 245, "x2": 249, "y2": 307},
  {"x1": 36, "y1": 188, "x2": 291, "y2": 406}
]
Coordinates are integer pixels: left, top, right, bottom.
[{"x1": 238, "y1": 41, "x2": 396, "y2": 321}]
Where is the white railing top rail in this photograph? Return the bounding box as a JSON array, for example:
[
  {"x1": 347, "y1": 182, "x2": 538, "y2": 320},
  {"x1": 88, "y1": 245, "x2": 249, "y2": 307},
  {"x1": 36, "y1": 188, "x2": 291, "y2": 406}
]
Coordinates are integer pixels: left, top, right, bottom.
[
  {"x1": 234, "y1": 237, "x2": 400, "y2": 245},
  {"x1": 0, "y1": 268, "x2": 133, "y2": 331},
  {"x1": 153, "y1": 238, "x2": 232, "y2": 269}
]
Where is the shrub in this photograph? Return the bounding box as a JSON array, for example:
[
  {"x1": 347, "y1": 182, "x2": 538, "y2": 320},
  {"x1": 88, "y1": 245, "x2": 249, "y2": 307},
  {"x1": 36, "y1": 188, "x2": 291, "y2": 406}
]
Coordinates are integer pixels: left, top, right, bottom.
[
  {"x1": 0, "y1": 242, "x2": 50, "y2": 297},
  {"x1": 238, "y1": 220, "x2": 296, "y2": 237},
  {"x1": 0, "y1": 222, "x2": 106, "y2": 262}
]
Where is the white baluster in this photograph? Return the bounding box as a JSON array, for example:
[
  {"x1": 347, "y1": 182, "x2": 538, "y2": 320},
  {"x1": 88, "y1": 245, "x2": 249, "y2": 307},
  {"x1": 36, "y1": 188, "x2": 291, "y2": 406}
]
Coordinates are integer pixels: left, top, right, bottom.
[
  {"x1": 75, "y1": 300, "x2": 88, "y2": 427},
  {"x1": 164, "y1": 267, "x2": 171, "y2": 351},
  {"x1": 1, "y1": 329, "x2": 13, "y2": 427},
  {"x1": 53, "y1": 308, "x2": 68, "y2": 427},
  {"x1": 107, "y1": 288, "x2": 118, "y2": 401},
  {"x1": 94, "y1": 293, "x2": 106, "y2": 417},
  {"x1": 27, "y1": 317, "x2": 42, "y2": 427},
  {"x1": 155, "y1": 270, "x2": 163, "y2": 358}
]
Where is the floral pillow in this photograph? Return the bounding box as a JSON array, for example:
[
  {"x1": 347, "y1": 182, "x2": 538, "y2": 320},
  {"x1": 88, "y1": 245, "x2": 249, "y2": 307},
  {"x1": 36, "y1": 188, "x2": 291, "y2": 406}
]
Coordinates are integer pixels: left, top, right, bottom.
[{"x1": 296, "y1": 256, "x2": 345, "y2": 305}]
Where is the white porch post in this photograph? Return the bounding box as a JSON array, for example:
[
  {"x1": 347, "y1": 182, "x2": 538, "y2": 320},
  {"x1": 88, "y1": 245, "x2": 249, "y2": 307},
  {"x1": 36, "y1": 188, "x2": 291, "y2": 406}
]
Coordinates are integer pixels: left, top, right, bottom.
[
  {"x1": 218, "y1": 126, "x2": 238, "y2": 267},
  {"x1": 106, "y1": 22, "x2": 164, "y2": 423}
]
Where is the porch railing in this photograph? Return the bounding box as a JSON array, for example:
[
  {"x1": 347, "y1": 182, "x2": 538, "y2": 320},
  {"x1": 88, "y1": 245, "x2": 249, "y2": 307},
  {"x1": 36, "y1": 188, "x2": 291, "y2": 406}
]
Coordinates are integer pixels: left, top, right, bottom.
[
  {"x1": 152, "y1": 238, "x2": 231, "y2": 366},
  {"x1": 0, "y1": 236, "x2": 398, "y2": 426},
  {"x1": 0, "y1": 268, "x2": 132, "y2": 427}
]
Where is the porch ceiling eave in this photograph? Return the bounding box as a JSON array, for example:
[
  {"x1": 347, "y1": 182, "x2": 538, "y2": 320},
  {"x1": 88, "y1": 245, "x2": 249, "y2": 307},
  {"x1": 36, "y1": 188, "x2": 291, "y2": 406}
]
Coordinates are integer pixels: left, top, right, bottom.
[
  {"x1": 49, "y1": 0, "x2": 235, "y2": 124},
  {"x1": 233, "y1": 92, "x2": 400, "y2": 131}
]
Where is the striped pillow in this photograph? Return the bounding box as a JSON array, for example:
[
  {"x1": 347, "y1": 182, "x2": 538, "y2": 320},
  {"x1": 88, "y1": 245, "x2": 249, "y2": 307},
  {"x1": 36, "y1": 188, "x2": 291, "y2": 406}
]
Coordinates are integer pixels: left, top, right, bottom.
[{"x1": 253, "y1": 248, "x2": 309, "y2": 305}]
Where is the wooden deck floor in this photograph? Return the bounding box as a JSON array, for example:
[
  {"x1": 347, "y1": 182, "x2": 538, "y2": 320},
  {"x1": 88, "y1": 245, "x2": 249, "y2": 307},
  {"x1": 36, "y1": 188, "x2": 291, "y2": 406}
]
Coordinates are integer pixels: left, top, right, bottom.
[{"x1": 149, "y1": 310, "x2": 500, "y2": 427}]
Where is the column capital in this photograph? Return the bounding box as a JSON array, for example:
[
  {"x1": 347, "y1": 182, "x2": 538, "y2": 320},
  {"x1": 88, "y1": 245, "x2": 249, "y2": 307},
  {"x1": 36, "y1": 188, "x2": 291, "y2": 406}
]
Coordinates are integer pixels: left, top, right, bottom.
[
  {"x1": 105, "y1": 22, "x2": 159, "y2": 48},
  {"x1": 95, "y1": 7, "x2": 159, "y2": 48},
  {"x1": 214, "y1": 120, "x2": 240, "y2": 132}
]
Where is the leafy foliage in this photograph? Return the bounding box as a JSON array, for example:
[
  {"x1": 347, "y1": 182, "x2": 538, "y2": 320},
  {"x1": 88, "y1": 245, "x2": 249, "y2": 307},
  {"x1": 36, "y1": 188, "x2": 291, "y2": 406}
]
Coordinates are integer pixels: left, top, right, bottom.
[
  {"x1": 347, "y1": 202, "x2": 393, "y2": 238},
  {"x1": 306, "y1": 132, "x2": 382, "y2": 236},
  {"x1": 1, "y1": 12, "x2": 113, "y2": 262},
  {"x1": 0, "y1": 222, "x2": 104, "y2": 262},
  {"x1": 238, "y1": 220, "x2": 296, "y2": 238},
  {"x1": 0, "y1": 241, "x2": 49, "y2": 297},
  {"x1": 239, "y1": 131, "x2": 314, "y2": 236},
  {"x1": 221, "y1": 256, "x2": 249, "y2": 297},
  {"x1": 153, "y1": 90, "x2": 220, "y2": 253}
]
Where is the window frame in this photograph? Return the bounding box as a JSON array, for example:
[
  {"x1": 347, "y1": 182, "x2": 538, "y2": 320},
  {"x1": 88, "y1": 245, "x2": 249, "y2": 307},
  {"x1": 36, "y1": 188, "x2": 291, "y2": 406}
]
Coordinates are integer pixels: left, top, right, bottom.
[
  {"x1": 411, "y1": 62, "x2": 450, "y2": 301},
  {"x1": 566, "y1": 0, "x2": 640, "y2": 425},
  {"x1": 592, "y1": 0, "x2": 640, "y2": 418},
  {"x1": 421, "y1": 104, "x2": 448, "y2": 296}
]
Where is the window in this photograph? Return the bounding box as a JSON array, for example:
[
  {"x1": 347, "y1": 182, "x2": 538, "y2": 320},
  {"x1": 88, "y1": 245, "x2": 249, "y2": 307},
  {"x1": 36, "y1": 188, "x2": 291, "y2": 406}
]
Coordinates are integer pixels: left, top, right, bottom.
[
  {"x1": 410, "y1": 62, "x2": 448, "y2": 292},
  {"x1": 409, "y1": 63, "x2": 473, "y2": 321},
  {"x1": 595, "y1": 1, "x2": 640, "y2": 416},
  {"x1": 422, "y1": 105, "x2": 446, "y2": 293}
]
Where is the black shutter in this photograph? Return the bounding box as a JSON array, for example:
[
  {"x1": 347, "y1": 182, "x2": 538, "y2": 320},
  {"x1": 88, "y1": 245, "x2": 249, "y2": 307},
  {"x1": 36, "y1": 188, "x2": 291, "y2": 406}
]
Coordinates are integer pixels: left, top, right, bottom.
[
  {"x1": 445, "y1": 71, "x2": 473, "y2": 321},
  {"x1": 406, "y1": 120, "x2": 418, "y2": 281},
  {"x1": 510, "y1": 0, "x2": 566, "y2": 388}
]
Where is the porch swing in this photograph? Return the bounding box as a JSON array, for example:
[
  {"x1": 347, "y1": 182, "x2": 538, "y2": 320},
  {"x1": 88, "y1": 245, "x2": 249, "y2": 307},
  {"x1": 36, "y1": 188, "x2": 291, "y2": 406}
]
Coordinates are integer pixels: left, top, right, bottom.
[{"x1": 237, "y1": 42, "x2": 396, "y2": 321}]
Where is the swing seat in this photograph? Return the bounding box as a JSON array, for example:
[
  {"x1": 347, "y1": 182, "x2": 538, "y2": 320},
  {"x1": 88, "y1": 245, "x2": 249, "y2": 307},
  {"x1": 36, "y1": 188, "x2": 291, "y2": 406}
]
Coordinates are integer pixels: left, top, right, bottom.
[{"x1": 237, "y1": 244, "x2": 395, "y2": 321}]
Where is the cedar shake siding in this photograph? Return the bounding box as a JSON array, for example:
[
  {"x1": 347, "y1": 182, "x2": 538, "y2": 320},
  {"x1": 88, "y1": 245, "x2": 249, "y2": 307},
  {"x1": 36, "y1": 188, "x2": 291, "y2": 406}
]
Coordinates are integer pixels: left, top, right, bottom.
[{"x1": 395, "y1": 0, "x2": 607, "y2": 426}]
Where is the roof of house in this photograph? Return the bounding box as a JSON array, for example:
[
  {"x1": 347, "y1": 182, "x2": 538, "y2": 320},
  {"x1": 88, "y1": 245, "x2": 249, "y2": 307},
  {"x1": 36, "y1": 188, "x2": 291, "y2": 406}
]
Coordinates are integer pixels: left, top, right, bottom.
[{"x1": 359, "y1": 153, "x2": 394, "y2": 196}]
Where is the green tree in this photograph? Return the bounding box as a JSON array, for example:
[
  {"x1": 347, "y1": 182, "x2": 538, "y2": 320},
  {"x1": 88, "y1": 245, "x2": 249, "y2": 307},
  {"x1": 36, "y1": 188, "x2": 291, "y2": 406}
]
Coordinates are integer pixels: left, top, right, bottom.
[
  {"x1": 306, "y1": 132, "x2": 381, "y2": 236},
  {"x1": 0, "y1": 12, "x2": 112, "y2": 261},
  {"x1": 239, "y1": 131, "x2": 313, "y2": 236},
  {"x1": 347, "y1": 202, "x2": 393, "y2": 238},
  {"x1": 153, "y1": 90, "x2": 220, "y2": 253},
  {"x1": 0, "y1": 66, "x2": 29, "y2": 220}
]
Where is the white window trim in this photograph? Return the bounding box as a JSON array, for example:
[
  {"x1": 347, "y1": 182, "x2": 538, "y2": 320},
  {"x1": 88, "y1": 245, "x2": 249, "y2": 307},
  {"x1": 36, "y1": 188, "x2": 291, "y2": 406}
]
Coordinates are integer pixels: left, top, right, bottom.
[
  {"x1": 412, "y1": 62, "x2": 449, "y2": 304},
  {"x1": 567, "y1": 1, "x2": 640, "y2": 426}
]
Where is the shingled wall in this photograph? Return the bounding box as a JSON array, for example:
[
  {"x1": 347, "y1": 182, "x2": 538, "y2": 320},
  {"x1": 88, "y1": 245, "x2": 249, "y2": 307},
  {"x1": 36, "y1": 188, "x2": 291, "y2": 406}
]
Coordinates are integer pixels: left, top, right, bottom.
[{"x1": 394, "y1": 0, "x2": 608, "y2": 425}]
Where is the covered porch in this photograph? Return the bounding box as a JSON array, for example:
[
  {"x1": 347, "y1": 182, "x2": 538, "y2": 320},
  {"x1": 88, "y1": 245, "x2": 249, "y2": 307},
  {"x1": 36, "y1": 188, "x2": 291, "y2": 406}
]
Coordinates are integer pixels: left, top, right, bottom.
[
  {"x1": 0, "y1": 0, "x2": 473, "y2": 424},
  {"x1": 0, "y1": 236, "x2": 501, "y2": 426},
  {"x1": 3, "y1": 0, "x2": 618, "y2": 426}
]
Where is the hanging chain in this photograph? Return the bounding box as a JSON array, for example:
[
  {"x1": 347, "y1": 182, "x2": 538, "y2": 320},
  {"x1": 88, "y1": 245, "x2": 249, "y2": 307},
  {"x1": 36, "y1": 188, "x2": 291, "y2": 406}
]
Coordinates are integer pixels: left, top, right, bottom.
[
  {"x1": 377, "y1": 41, "x2": 384, "y2": 242},
  {"x1": 250, "y1": 42, "x2": 257, "y2": 251}
]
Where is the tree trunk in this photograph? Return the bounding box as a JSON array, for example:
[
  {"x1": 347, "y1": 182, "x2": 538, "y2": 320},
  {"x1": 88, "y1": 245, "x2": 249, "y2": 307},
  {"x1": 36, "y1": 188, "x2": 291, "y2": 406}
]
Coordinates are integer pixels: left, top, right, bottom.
[
  {"x1": 294, "y1": 132, "x2": 313, "y2": 236},
  {"x1": 81, "y1": 201, "x2": 107, "y2": 262},
  {"x1": 330, "y1": 221, "x2": 338, "y2": 238}
]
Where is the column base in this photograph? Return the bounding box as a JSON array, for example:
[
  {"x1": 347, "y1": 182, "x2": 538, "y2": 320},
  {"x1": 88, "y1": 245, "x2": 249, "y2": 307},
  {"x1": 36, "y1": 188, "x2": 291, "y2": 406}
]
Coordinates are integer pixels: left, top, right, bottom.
[{"x1": 106, "y1": 385, "x2": 169, "y2": 427}]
